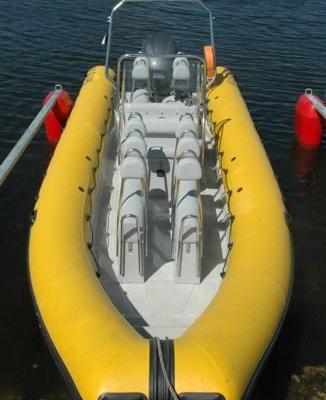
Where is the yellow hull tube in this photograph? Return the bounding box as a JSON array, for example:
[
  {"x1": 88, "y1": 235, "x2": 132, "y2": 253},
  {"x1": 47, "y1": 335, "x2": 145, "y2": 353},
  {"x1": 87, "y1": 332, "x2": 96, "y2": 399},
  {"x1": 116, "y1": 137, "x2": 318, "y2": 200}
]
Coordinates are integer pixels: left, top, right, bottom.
[
  {"x1": 29, "y1": 65, "x2": 292, "y2": 400},
  {"x1": 174, "y1": 68, "x2": 291, "y2": 399},
  {"x1": 29, "y1": 67, "x2": 149, "y2": 399}
]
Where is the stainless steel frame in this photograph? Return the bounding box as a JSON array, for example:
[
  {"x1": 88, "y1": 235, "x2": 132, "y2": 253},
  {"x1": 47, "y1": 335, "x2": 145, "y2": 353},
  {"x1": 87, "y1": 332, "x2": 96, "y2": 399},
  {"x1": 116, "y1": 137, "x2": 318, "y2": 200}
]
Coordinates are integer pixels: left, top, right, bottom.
[
  {"x1": 119, "y1": 213, "x2": 144, "y2": 276},
  {"x1": 104, "y1": 0, "x2": 216, "y2": 84},
  {"x1": 176, "y1": 214, "x2": 202, "y2": 278},
  {"x1": 116, "y1": 54, "x2": 206, "y2": 128}
]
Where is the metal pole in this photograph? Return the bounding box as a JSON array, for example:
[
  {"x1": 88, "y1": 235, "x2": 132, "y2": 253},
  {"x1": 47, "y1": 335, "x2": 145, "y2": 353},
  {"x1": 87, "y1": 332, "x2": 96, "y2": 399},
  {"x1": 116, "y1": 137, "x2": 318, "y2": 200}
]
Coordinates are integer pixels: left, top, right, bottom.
[
  {"x1": 305, "y1": 88, "x2": 326, "y2": 120},
  {"x1": 0, "y1": 84, "x2": 62, "y2": 187}
]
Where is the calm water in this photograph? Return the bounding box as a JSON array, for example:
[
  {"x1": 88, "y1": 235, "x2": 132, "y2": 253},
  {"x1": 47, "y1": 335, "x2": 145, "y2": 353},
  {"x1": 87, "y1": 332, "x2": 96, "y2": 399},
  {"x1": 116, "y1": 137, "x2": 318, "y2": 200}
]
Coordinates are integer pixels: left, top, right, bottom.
[{"x1": 0, "y1": 0, "x2": 325, "y2": 399}]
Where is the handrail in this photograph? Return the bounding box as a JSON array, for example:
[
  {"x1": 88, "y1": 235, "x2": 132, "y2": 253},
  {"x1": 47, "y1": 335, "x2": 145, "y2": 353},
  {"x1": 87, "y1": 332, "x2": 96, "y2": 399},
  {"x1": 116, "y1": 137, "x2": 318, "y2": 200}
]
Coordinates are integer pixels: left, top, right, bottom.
[
  {"x1": 176, "y1": 214, "x2": 202, "y2": 278},
  {"x1": 0, "y1": 85, "x2": 62, "y2": 187},
  {"x1": 171, "y1": 147, "x2": 202, "y2": 258},
  {"x1": 119, "y1": 213, "x2": 144, "y2": 277},
  {"x1": 104, "y1": 0, "x2": 215, "y2": 82},
  {"x1": 116, "y1": 54, "x2": 205, "y2": 123}
]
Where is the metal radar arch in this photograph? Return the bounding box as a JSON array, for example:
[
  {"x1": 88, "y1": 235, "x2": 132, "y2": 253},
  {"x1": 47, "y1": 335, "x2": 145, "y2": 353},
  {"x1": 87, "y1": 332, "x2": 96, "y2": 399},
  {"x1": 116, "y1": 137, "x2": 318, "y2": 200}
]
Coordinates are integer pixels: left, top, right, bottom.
[{"x1": 104, "y1": 0, "x2": 216, "y2": 87}]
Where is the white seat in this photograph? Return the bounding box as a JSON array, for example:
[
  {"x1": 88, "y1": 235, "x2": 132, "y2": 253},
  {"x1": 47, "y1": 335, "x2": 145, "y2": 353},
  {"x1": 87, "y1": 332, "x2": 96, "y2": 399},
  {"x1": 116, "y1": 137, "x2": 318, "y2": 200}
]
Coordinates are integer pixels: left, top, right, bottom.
[
  {"x1": 174, "y1": 180, "x2": 200, "y2": 243},
  {"x1": 124, "y1": 113, "x2": 147, "y2": 138},
  {"x1": 172, "y1": 57, "x2": 190, "y2": 92},
  {"x1": 175, "y1": 157, "x2": 202, "y2": 181},
  {"x1": 125, "y1": 103, "x2": 198, "y2": 136},
  {"x1": 172, "y1": 57, "x2": 190, "y2": 80},
  {"x1": 120, "y1": 155, "x2": 146, "y2": 179},
  {"x1": 131, "y1": 57, "x2": 151, "y2": 105},
  {"x1": 176, "y1": 135, "x2": 201, "y2": 159},
  {"x1": 121, "y1": 135, "x2": 147, "y2": 159},
  {"x1": 175, "y1": 114, "x2": 197, "y2": 138},
  {"x1": 119, "y1": 178, "x2": 145, "y2": 283},
  {"x1": 120, "y1": 179, "x2": 144, "y2": 228},
  {"x1": 173, "y1": 179, "x2": 202, "y2": 284},
  {"x1": 118, "y1": 154, "x2": 147, "y2": 283},
  {"x1": 132, "y1": 88, "x2": 149, "y2": 103},
  {"x1": 132, "y1": 57, "x2": 150, "y2": 81},
  {"x1": 172, "y1": 154, "x2": 202, "y2": 284}
]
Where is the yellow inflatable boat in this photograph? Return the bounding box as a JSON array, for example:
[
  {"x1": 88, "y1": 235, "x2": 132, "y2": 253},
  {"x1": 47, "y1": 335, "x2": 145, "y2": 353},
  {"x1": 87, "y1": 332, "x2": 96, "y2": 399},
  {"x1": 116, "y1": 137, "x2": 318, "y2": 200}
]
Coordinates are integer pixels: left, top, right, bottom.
[{"x1": 29, "y1": 1, "x2": 292, "y2": 399}]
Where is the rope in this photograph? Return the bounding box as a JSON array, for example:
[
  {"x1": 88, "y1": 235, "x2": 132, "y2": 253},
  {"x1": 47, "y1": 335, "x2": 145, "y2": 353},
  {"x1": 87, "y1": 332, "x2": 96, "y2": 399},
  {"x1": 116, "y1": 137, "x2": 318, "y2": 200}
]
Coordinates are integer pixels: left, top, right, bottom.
[{"x1": 155, "y1": 337, "x2": 180, "y2": 400}]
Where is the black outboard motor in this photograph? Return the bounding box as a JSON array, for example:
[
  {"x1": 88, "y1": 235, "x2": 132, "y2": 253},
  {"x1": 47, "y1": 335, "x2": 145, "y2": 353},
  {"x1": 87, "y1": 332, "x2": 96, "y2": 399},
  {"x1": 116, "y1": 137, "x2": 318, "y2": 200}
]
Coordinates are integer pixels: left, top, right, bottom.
[{"x1": 142, "y1": 35, "x2": 178, "y2": 99}]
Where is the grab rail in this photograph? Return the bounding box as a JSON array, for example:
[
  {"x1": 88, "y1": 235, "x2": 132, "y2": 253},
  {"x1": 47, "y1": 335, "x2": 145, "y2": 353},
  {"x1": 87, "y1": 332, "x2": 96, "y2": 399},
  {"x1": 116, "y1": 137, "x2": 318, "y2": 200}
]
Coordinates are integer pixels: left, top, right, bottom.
[
  {"x1": 175, "y1": 214, "x2": 202, "y2": 278},
  {"x1": 119, "y1": 213, "x2": 144, "y2": 277},
  {"x1": 0, "y1": 85, "x2": 62, "y2": 187},
  {"x1": 116, "y1": 54, "x2": 205, "y2": 126}
]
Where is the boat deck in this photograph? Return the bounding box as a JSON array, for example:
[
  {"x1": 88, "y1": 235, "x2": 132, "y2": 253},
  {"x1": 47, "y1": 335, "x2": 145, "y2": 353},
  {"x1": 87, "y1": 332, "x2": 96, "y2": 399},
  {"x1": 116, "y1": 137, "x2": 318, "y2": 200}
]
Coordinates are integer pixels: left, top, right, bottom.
[{"x1": 91, "y1": 128, "x2": 230, "y2": 339}]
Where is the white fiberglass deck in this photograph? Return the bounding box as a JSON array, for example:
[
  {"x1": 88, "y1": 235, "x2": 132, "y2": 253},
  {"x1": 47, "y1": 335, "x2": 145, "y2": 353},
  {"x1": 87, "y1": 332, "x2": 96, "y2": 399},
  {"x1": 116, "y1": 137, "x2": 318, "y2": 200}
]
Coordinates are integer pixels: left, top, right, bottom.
[
  {"x1": 91, "y1": 53, "x2": 230, "y2": 339},
  {"x1": 92, "y1": 129, "x2": 230, "y2": 339}
]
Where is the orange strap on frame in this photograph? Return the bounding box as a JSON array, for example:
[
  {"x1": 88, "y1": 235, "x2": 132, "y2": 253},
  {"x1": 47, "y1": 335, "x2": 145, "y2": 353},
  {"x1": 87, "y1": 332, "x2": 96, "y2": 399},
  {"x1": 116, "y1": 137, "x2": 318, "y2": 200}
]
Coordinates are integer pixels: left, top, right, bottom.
[{"x1": 204, "y1": 45, "x2": 216, "y2": 79}]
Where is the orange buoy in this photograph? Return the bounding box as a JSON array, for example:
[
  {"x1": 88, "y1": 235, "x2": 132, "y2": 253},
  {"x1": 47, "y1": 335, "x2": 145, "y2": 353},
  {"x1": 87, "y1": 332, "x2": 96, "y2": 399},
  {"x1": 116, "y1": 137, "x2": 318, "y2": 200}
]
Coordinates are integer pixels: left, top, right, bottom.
[
  {"x1": 295, "y1": 93, "x2": 324, "y2": 148},
  {"x1": 204, "y1": 45, "x2": 216, "y2": 79},
  {"x1": 43, "y1": 89, "x2": 73, "y2": 146}
]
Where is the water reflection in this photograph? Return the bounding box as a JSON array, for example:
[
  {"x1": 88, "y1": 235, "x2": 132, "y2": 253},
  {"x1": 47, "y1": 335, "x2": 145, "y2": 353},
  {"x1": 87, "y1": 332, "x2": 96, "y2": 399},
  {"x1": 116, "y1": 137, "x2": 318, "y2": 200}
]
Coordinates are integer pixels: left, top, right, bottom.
[{"x1": 292, "y1": 141, "x2": 320, "y2": 184}]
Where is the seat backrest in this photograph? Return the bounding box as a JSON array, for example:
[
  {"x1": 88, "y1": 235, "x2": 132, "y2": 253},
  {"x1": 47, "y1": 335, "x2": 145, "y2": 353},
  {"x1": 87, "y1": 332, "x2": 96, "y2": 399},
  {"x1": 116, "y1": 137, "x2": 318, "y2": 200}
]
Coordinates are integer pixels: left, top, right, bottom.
[
  {"x1": 120, "y1": 155, "x2": 147, "y2": 179},
  {"x1": 132, "y1": 88, "x2": 149, "y2": 103},
  {"x1": 172, "y1": 56, "x2": 190, "y2": 92},
  {"x1": 124, "y1": 113, "x2": 147, "y2": 138},
  {"x1": 132, "y1": 56, "x2": 150, "y2": 81},
  {"x1": 175, "y1": 113, "x2": 197, "y2": 138},
  {"x1": 121, "y1": 134, "x2": 147, "y2": 159},
  {"x1": 175, "y1": 156, "x2": 202, "y2": 181},
  {"x1": 176, "y1": 133, "x2": 201, "y2": 159}
]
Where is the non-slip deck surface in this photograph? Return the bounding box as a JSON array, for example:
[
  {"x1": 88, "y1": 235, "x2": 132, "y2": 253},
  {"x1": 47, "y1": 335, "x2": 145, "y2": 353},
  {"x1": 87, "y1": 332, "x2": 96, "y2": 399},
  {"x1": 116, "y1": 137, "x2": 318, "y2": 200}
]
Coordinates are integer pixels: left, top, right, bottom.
[{"x1": 91, "y1": 128, "x2": 230, "y2": 339}]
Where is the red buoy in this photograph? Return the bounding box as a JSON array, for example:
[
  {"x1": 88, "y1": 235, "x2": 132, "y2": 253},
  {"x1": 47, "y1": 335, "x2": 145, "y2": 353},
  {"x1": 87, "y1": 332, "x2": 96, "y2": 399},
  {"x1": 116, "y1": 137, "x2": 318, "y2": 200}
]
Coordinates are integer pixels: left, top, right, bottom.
[
  {"x1": 44, "y1": 110, "x2": 63, "y2": 146},
  {"x1": 295, "y1": 93, "x2": 323, "y2": 148},
  {"x1": 43, "y1": 89, "x2": 73, "y2": 146}
]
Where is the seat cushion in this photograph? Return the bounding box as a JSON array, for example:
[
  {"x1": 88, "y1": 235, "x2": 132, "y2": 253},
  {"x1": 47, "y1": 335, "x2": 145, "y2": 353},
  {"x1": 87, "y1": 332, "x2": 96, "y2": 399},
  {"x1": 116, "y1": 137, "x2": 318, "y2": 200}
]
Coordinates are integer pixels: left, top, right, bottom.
[
  {"x1": 120, "y1": 156, "x2": 146, "y2": 179},
  {"x1": 176, "y1": 135, "x2": 201, "y2": 159},
  {"x1": 175, "y1": 158, "x2": 202, "y2": 181}
]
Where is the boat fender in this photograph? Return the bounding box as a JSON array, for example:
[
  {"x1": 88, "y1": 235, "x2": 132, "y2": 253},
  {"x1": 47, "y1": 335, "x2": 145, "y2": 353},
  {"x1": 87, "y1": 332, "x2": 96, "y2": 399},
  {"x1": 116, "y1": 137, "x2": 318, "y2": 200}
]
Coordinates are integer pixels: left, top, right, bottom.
[
  {"x1": 295, "y1": 93, "x2": 324, "y2": 148},
  {"x1": 203, "y1": 45, "x2": 216, "y2": 79},
  {"x1": 43, "y1": 89, "x2": 73, "y2": 146}
]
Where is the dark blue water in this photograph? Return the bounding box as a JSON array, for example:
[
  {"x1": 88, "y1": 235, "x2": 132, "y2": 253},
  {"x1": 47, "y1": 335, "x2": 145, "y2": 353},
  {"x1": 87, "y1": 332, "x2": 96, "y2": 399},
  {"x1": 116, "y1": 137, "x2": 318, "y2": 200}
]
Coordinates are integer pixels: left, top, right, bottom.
[{"x1": 0, "y1": 0, "x2": 325, "y2": 398}]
